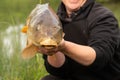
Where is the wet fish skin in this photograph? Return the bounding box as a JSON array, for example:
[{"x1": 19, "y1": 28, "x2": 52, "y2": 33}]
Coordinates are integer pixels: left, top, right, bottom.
[{"x1": 21, "y1": 3, "x2": 63, "y2": 59}]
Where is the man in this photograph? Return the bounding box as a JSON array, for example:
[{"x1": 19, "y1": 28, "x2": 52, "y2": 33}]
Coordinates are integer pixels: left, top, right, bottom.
[{"x1": 40, "y1": 0, "x2": 120, "y2": 80}]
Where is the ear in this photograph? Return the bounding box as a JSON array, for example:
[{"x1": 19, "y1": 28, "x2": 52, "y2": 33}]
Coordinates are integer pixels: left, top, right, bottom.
[{"x1": 21, "y1": 43, "x2": 38, "y2": 60}]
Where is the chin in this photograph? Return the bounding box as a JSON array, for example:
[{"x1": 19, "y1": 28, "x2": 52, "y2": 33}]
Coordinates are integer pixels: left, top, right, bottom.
[{"x1": 68, "y1": 4, "x2": 80, "y2": 10}]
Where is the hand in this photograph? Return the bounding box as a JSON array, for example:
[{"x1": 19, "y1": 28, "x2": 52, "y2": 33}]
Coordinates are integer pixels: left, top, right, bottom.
[
  {"x1": 37, "y1": 39, "x2": 65, "y2": 56},
  {"x1": 38, "y1": 46, "x2": 58, "y2": 55}
]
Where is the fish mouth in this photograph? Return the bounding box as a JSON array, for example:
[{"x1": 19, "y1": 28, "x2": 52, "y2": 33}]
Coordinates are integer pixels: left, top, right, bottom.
[
  {"x1": 39, "y1": 38, "x2": 58, "y2": 49},
  {"x1": 41, "y1": 45, "x2": 57, "y2": 49}
]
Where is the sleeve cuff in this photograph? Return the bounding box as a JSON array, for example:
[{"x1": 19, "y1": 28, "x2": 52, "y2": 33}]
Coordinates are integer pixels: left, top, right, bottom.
[
  {"x1": 87, "y1": 47, "x2": 106, "y2": 71},
  {"x1": 44, "y1": 56, "x2": 69, "y2": 78}
]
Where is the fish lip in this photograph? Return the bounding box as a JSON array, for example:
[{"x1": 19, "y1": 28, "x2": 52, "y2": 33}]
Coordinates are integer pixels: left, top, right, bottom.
[
  {"x1": 41, "y1": 45, "x2": 57, "y2": 47},
  {"x1": 40, "y1": 45, "x2": 57, "y2": 49},
  {"x1": 39, "y1": 38, "x2": 58, "y2": 49}
]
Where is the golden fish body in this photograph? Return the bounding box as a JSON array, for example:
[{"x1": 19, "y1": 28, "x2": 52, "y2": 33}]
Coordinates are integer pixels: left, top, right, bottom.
[{"x1": 21, "y1": 3, "x2": 63, "y2": 59}]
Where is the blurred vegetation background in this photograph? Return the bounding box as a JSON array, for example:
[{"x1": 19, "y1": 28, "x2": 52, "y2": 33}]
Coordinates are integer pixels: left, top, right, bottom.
[{"x1": 0, "y1": 0, "x2": 119, "y2": 80}]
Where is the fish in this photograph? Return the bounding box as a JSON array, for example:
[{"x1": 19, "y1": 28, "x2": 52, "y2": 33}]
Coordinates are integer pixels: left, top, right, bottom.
[{"x1": 21, "y1": 3, "x2": 64, "y2": 59}]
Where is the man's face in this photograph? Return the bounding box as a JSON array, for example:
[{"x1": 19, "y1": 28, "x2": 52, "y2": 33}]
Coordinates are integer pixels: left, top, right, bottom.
[{"x1": 62, "y1": 0, "x2": 85, "y2": 12}]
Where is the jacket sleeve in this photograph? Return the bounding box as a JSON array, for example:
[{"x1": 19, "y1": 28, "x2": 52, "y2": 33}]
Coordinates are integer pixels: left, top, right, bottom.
[
  {"x1": 42, "y1": 55, "x2": 70, "y2": 78},
  {"x1": 87, "y1": 14, "x2": 119, "y2": 71}
]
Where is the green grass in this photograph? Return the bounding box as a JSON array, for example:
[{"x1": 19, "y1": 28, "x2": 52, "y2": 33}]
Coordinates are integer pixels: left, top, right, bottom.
[
  {"x1": 0, "y1": 0, "x2": 60, "y2": 25},
  {"x1": 0, "y1": 24, "x2": 48, "y2": 80},
  {"x1": 101, "y1": 2, "x2": 120, "y2": 26},
  {"x1": 0, "y1": 54, "x2": 48, "y2": 80}
]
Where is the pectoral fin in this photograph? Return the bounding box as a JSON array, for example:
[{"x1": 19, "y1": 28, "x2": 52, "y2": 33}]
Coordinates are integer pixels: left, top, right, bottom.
[
  {"x1": 62, "y1": 32, "x2": 65, "y2": 37},
  {"x1": 22, "y1": 43, "x2": 38, "y2": 59}
]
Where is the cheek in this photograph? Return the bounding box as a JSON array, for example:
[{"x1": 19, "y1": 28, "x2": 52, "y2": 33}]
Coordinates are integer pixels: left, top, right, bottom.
[{"x1": 61, "y1": 0, "x2": 67, "y2": 5}]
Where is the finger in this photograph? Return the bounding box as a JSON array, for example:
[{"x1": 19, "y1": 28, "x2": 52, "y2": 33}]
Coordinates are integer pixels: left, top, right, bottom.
[{"x1": 37, "y1": 47, "x2": 48, "y2": 53}]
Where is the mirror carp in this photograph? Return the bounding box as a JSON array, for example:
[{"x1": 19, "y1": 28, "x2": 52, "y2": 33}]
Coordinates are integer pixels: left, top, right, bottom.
[{"x1": 21, "y1": 3, "x2": 64, "y2": 59}]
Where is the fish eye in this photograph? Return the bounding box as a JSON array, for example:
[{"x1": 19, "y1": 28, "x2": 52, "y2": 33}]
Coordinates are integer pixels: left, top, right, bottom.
[
  {"x1": 53, "y1": 26, "x2": 58, "y2": 30},
  {"x1": 36, "y1": 24, "x2": 42, "y2": 31}
]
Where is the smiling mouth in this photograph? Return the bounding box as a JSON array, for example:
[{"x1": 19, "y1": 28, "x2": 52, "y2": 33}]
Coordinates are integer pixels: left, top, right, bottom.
[{"x1": 69, "y1": 0, "x2": 78, "y2": 3}]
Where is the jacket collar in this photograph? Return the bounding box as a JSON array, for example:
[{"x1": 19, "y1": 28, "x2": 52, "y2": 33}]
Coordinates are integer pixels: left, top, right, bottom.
[{"x1": 57, "y1": 0, "x2": 95, "y2": 22}]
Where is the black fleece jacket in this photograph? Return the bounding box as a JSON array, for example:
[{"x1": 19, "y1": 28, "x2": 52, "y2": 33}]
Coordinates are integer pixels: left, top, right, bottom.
[{"x1": 43, "y1": 0, "x2": 120, "y2": 80}]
